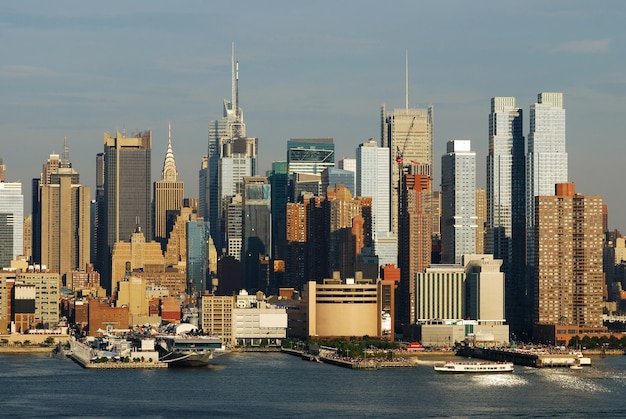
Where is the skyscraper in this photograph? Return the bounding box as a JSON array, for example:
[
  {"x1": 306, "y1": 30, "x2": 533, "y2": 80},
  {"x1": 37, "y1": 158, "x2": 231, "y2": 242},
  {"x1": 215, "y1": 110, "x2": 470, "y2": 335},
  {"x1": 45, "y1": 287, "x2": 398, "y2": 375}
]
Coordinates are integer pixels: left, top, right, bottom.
[
  {"x1": 39, "y1": 141, "x2": 91, "y2": 287},
  {"x1": 153, "y1": 124, "x2": 184, "y2": 249},
  {"x1": 242, "y1": 176, "x2": 272, "y2": 292},
  {"x1": 321, "y1": 167, "x2": 355, "y2": 197},
  {"x1": 206, "y1": 44, "x2": 247, "y2": 245},
  {"x1": 287, "y1": 138, "x2": 335, "y2": 176},
  {"x1": 397, "y1": 171, "x2": 432, "y2": 325},
  {"x1": 440, "y1": 140, "x2": 477, "y2": 264},
  {"x1": 356, "y1": 139, "x2": 394, "y2": 266},
  {"x1": 526, "y1": 92, "x2": 567, "y2": 334},
  {"x1": 32, "y1": 151, "x2": 62, "y2": 265},
  {"x1": 100, "y1": 130, "x2": 152, "y2": 292},
  {"x1": 486, "y1": 96, "x2": 525, "y2": 335},
  {"x1": 0, "y1": 181, "x2": 23, "y2": 267},
  {"x1": 217, "y1": 137, "x2": 257, "y2": 252},
  {"x1": 533, "y1": 183, "x2": 605, "y2": 343},
  {"x1": 187, "y1": 220, "x2": 211, "y2": 295}
]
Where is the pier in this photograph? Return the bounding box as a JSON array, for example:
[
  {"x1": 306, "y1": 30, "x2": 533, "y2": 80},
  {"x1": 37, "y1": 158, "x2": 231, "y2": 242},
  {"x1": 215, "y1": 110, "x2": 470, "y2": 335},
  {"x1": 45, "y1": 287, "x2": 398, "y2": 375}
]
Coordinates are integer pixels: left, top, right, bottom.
[{"x1": 456, "y1": 346, "x2": 590, "y2": 368}]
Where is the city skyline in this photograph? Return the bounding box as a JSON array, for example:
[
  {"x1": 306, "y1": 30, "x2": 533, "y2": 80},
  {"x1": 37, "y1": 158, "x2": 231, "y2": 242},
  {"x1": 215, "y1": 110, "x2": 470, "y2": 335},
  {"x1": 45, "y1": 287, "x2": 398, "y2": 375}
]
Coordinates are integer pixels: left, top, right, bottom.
[{"x1": 2, "y1": 1, "x2": 625, "y2": 231}]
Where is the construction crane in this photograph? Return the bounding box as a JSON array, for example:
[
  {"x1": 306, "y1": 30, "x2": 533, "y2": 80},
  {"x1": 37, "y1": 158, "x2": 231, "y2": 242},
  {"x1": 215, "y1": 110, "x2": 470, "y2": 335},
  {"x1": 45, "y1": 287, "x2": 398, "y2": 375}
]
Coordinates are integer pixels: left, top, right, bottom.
[{"x1": 395, "y1": 115, "x2": 416, "y2": 164}]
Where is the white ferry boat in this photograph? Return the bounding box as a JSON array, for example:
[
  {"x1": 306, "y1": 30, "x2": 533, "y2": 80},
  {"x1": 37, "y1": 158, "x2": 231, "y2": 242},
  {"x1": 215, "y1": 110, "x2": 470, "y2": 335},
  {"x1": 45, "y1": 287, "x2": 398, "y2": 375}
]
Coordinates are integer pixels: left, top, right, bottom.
[{"x1": 434, "y1": 360, "x2": 514, "y2": 374}]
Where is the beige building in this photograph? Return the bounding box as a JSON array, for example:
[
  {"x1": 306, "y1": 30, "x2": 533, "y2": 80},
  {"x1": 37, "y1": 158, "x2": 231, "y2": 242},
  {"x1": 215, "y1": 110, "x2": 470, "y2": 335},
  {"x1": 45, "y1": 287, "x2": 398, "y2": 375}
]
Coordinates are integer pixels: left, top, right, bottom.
[
  {"x1": 153, "y1": 125, "x2": 184, "y2": 248},
  {"x1": 111, "y1": 228, "x2": 164, "y2": 293},
  {"x1": 40, "y1": 166, "x2": 91, "y2": 288},
  {"x1": 534, "y1": 183, "x2": 605, "y2": 334},
  {"x1": 416, "y1": 254, "x2": 505, "y2": 324},
  {"x1": 17, "y1": 267, "x2": 61, "y2": 328},
  {"x1": 22, "y1": 215, "x2": 32, "y2": 262},
  {"x1": 201, "y1": 293, "x2": 236, "y2": 346},
  {"x1": 116, "y1": 275, "x2": 160, "y2": 326},
  {"x1": 475, "y1": 188, "x2": 486, "y2": 254},
  {"x1": 304, "y1": 274, "x2": 395, "y2": 339}
]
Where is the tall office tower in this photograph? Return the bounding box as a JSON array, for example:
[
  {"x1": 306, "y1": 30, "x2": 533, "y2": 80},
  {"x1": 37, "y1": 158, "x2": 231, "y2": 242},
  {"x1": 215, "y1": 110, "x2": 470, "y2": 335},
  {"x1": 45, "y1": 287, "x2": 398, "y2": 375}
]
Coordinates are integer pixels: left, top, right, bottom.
[
  {"x1": 431, "y1": 190, "x2": 442, "y2": 263},
  {"x1": 39, "y1": 141, "x2": 91, "y2": 287},
  {"x1": 207, "y1": 45, "x2": 247, "y2": 245},
  {"x1": 475, "y1": 188, "x2": 486, "y2": 254},
  {"x1": 526, "y1": 92, "x2": 567, "y2": 334},
  {"x1": 93, "y1": 152, "x2": 105, "y2": 269},
  {"x1": 100, "y1": 130, "x2": 152, "y2": 293},
  {"x1": 356, "y1": 139, "x2": 395, "y2": 267},
  {"x1": 384, "y1": 105, "x2": 433, "y2": 240},
  {"x1": 0, "y1": 157, "x2": 5, "y2": 182},
  {"x1": 289, "y1": 173, "x2": 322, "y2": 201},
  {"x1": 217, "y1": 136, "x2": 257, "y2": 252},
  {"x1": 397, "y1": 171, "x2": 432, "y2": 326},
  {"x1": 153, "y1": 124, "x2": 184, "y2": 250},
  {"x1": 321, "y1": 167, "x2": 355, "y2": 197},
  {"x1": 440, "y1": 140, "x2": 477, "y2": 264},
  {"x1": 287, "y1": 138, "x2": 335, "y2": 177},
  {"x1": 164, "y1": 206, "x2": 195, "y2": 267},
  {"x1": 199, "y1": 156, "x2": 209, "y2": 220},
  {"x1": 285, "y1": 200, "x2": 308, "y2": 290},
  {"x1": 337, "y1": 157, "x2": 356, "y2": 194},
  {"x1": 486, "y1": 96, "x2": 525, "y2": 334},
  {"x1": 321, "y1": 185, "x2": 369, "y2": 280},
  {"x1": 268, "y1": 161, "x2": 289, "y2": 261},
  {"x1": 31, "y1": 151, "x2": 62, "y2": 265},
  {"x1": 356, "y1": 139, "x2": 391, "y2": 234},
  {"x1": 533, "y1": 183, "x2": 605, "y2": 343},
  {"x1": 225, "y1": 194, "x2": 243, "y2": 260},
  {"x1": 187, "y1": 220, "x2": 211, "y2": 295},
  {"x1": 0, "y1": 181, "x2": 23, "y2": 267},
  {"x1": 306, "y1": 195, "x2": 329, "y2": 281},
  {"x1": 242, "y1": 176, "x2": 272, "y2": 292}
]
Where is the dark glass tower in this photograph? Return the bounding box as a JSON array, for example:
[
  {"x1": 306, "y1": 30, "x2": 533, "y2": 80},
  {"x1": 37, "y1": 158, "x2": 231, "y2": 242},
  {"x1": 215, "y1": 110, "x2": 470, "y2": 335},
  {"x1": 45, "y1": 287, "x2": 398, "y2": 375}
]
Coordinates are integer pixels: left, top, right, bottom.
[{"x1": 99, "y1": 130, "x2": 152, "y2": 293}]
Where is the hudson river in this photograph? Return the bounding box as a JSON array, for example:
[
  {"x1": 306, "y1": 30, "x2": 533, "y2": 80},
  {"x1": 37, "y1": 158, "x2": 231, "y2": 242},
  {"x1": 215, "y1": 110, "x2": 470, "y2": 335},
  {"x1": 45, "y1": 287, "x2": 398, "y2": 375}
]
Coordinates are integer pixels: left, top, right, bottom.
[{"x1": 2, "y1": 352, "x2": 626, "y2": 418}]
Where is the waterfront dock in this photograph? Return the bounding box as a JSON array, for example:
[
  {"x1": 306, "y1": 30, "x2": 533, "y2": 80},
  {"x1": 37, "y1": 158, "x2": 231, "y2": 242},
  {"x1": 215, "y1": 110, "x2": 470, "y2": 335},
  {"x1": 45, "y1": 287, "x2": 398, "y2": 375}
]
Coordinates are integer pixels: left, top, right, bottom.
[
  {"x1": 456, "y1": 346, "x2": 591, "y2": 368},
  {"x1": 69, "y1": 339, "x2": 167, "y2": 369}
]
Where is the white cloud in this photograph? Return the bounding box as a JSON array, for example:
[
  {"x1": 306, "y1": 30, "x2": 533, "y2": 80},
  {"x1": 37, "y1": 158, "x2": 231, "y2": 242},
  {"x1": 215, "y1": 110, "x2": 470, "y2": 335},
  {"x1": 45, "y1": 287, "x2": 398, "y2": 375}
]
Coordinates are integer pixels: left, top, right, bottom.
[{"x1": 554, "y1": 39, "x2": 610, "y2": 53}]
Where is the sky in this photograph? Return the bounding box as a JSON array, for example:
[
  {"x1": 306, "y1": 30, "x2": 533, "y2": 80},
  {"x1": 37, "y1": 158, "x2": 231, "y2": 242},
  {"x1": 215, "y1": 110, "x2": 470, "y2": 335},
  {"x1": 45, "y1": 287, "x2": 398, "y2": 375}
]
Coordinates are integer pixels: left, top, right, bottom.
[{"x1": 1, "y1": 1, "x2": 625, "y2": 231}]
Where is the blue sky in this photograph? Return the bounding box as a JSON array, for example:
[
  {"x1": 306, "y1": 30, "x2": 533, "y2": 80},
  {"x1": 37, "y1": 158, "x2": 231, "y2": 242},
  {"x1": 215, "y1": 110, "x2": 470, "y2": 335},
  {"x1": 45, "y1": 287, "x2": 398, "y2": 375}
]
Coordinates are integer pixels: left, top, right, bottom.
[{"x1": 1, "y1": 1, "x2": 625, "y2": 231}]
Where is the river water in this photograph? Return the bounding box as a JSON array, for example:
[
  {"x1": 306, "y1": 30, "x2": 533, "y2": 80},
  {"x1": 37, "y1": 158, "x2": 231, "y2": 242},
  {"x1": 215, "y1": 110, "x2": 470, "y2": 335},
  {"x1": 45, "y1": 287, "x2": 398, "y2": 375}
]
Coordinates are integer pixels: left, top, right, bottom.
[{"x1": 1, "y1": 351, "x2": 625, "y2": 418}]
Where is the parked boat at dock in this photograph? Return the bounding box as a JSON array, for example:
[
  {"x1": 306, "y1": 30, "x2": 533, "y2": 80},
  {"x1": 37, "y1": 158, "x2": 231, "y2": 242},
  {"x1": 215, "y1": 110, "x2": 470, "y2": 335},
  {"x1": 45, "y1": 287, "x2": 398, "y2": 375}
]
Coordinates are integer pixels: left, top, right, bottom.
[{"x1": 434, "y1": 360, "x2": 514, "y2": 374}]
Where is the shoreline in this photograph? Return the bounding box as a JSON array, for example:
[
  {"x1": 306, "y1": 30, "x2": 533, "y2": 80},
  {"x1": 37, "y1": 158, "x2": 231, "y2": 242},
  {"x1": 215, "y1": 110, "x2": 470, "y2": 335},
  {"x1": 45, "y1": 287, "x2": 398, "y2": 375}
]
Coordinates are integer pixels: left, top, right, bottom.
[{"x1": 0, "y1": 346, "x2": 54, "y2": 354}]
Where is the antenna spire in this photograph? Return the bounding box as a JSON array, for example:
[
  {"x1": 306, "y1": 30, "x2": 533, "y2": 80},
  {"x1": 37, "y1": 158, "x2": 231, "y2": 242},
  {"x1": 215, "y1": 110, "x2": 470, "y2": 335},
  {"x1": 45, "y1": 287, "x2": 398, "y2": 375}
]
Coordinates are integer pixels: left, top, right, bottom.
[
  {"x1": 62, "y1": 136, "x2": 71, "y2": 168},
  {"x1": 231, "y1": 42, "x2": 236, "y2": 114},
  {"x1": 405, "y1": 50, "x2": 409, "y2": 110},
  {"x1": 235, "y1": 60, "x2": 240, "y2": 119}
]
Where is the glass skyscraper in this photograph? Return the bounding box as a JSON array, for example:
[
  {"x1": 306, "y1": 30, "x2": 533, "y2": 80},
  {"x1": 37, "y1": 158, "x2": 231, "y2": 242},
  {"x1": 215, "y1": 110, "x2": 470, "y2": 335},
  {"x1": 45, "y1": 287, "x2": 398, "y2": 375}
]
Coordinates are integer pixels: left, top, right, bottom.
[
  {"x1": 187, "y1": 220, "x2": 210, "y2": 295},
  {"x1": 525, "y1": 92, "x2": 567, "y2": 335},
  {"x1": 487, "y1": 97, "x2": 525, "y2": 335},
  {"x1": 100, "y1": 130, "x2": 152, "y2": 292},
  {"x1": 440, "y1": 140, "x2": 476, "y2": 264},
  {"x1": 0, "y1": 182, "x2": 23, "y2": 267}
]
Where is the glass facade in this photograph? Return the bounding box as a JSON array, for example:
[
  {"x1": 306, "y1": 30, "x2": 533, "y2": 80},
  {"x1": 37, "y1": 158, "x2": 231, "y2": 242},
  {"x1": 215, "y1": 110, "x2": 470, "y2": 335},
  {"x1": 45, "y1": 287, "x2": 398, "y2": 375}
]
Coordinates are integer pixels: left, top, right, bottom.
[
  {"x1": 0, "y1": 182, "x2": 23, "y2": 266},
  {"x1": 287, "y1": 138, "x2": 334, "y2": 176},
  {"x1": 187, "y1": 220, "x2": 210, "y2": 294},
  {"x1": 441, "y1": 140, "x2": 476, "y2": 264}
]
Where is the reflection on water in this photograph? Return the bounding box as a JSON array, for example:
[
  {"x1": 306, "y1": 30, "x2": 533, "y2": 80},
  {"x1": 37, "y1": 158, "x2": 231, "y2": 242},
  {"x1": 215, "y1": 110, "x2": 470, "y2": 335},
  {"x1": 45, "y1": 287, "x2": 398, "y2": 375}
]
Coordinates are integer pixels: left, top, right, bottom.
[
  {"x1": 538, "y1": 369, "x2": 612, "y2": 393},
  {"x1": 470, "y1": 372, "x2": 527, "y2": 387}
]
